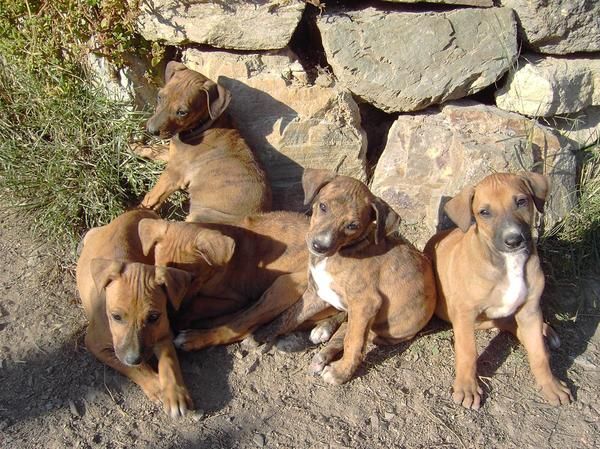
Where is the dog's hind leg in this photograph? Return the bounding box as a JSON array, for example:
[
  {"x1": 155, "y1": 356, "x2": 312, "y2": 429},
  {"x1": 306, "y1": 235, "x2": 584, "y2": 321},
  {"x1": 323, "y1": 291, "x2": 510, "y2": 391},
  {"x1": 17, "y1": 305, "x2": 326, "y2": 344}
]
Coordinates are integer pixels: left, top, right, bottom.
[
  {"x1": 253, "y1": 285, "x2": 332, "y2": 343},
  {"x1": 174, "y1": 272, "x2": 306, "y2": 351},
  {"x1": 174, "y1": 296, "x2": 248, "y2": 329},
  {"x1": 480, "y1": 317, "x2": 561, "y2": 350},
  {"x1": 309, "y1": 311, "x2": 347, "y2": 344},
  {"x1": 186, "y1": 207, "x2": 239, "y2": 224}
]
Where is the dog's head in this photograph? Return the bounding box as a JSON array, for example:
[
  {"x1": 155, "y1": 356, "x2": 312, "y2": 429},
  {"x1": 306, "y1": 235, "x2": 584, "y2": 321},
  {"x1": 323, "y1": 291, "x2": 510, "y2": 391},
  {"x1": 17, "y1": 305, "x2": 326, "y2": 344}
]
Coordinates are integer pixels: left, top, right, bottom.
[
  {"x1": 444, "y1": 172, "x2": 550, "y2": 254},
  {"x1": 302, "y1": 168, "x2": 401, "y2": 257},
  {"x1": 146, "y1": 61, "x2": 231, "y2": 139},
  {"x1": 90, "y1": 259, "x2": 191, "y2": 366},
  {"x1": 138, "y1": 218, "x2": 235, "y2": 288}
]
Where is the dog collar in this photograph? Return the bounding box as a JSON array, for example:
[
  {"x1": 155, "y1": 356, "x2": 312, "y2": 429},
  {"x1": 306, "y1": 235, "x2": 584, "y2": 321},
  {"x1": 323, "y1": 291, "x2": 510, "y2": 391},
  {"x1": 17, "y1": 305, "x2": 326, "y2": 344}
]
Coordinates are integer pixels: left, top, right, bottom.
[
  {"x1": 178, "y1": 116, "x2": 217, "y2": 143},
  {"x1": 339, "y1": 226, "x2": 375, "y2": 254}
]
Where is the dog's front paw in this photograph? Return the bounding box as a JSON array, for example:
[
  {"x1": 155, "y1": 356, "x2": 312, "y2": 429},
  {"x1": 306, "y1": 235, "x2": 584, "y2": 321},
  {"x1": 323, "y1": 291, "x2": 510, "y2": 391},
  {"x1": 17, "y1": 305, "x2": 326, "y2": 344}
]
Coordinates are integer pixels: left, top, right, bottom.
[
  {"x1": 539, "y1": 377, "x2": 573, "y2": 406},
  {"x1": 309, "y1": 353, "x2": 328, "y2": 375},
  {"x1": 174, "y1": 330, "x2": 199, "y2": 351},
  {"x1": 321, "y1": 361, "x2": 353, "y2": 385},
  {"x1": 140, "y1": 194, "x2": 159, "y2": 211},
  {"x1": 452, "y1": 377, "x2": 483, "y2": 410},
  {"x1": 162, "y1": 384, "x2": 194, "y2": 418},
  {"x1": 139, "y1": 378, "x2": 162, "y2": 404},
  {"x1": 310, "y1": 324, "x2": 335, "y2": 344}
]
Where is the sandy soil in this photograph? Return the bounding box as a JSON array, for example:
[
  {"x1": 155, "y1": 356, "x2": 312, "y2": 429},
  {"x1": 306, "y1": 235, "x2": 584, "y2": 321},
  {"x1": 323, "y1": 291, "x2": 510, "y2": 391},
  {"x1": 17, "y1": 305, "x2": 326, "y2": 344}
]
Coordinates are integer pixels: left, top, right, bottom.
[{"x1": 0, "y1": 212, "x2": 598, "y2": 449}]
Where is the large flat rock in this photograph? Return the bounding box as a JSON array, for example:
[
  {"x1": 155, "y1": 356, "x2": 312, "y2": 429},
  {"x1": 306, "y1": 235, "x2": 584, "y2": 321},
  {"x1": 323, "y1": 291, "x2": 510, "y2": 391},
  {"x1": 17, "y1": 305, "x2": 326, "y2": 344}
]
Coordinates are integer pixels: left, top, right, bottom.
[
  {"x1": 137, "y1": 0, "x2": 305, "y2": 50},
  {"x1": 499, "y1": 0, "x2": 600, "y2": 54},
  {"x1": 183, "y1": 48, "x2": 367, "y2": 210},
  {"x1": 542, "y1": 106, "x2": 600, "y2": 150},
  {"x1": 384, "y1": 0, "x2": 492, "y2": 5},
  {"x1": 496, "y1": 54, "x2": 600, "y2": 117},
  {"x1": 317, "y1": 7, "x2": 517, "y2": 112},
  {"x1": 371, "y1": 101, "x2": 577, "y2": 249}
]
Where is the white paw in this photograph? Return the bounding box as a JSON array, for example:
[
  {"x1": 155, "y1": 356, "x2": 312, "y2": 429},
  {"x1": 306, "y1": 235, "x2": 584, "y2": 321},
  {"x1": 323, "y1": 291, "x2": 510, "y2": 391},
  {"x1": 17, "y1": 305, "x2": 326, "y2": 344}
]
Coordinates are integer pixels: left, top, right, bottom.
[
  {"x1": 173, "y1": 331, "x2": 190, "y2": 350},
  {"x1": 321, "y1": 365, "x2": 346, "y2": 385},
  {"x1": 310, "y1": 325, "x2": 334, "y2": 344}
]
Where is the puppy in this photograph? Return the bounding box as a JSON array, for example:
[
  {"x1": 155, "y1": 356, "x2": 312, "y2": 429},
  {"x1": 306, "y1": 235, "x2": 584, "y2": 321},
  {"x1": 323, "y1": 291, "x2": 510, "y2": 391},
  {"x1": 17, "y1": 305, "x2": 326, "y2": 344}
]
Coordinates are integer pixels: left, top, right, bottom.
[
  {"x1": 137, "y1": 211, "x2": 310, "y2": 350},
  {"x1": 424, "y1": 172, "x2": 573, "y2": 409},
  {"x1": 255, "y1": 169, "x2": 437, "y2": 385},
  {"x1": 76, "y1": 209, "x2": 193, "y2": 417},
  {"x1": 142, "y1": 61, "x2": 271, "y2": 222}
]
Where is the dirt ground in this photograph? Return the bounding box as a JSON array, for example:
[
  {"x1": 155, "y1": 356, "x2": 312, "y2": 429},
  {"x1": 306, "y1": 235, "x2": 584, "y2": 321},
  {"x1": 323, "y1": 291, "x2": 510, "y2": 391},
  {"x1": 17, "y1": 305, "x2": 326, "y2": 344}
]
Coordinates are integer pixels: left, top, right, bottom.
[{"x1": 0, "y1": 211, "x2": 598, "y2": 449}]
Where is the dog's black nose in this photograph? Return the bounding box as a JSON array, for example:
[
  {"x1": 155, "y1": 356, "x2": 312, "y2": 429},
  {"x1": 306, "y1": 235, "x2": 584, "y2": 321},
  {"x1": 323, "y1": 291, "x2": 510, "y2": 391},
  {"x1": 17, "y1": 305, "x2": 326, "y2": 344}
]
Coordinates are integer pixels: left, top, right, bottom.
[
  {"x1": 124, "y1": 352, "x2": 142, "y2": 366},
  {"x1": 504, "y1": 232, "x2": 525, "y2": 250},
  {"x1": 311, "y1": 240, "x2": 328, "y2": 254},
  {"x1": 146, "y1": 123, "x2": 160, "y2": 136}
]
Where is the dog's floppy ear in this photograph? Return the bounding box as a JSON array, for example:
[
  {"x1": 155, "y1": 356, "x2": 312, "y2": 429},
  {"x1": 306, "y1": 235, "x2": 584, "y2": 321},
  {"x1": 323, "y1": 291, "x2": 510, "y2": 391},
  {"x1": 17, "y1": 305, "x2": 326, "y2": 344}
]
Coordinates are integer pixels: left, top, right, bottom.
[
  {"x1": 444, "y1": 185, "x2": 475, "y2": 232},
  {"x1": 194, "y1": 229, "x2": 235, "y2": 266},
  {"x1": 155, "y1": 266, "x2": 192, "y2": 311},
  {"x1": 371, "y1": 197, "x2": 401, "y2": 245},
  {"x1": 90, "y1": 258, "x2": 124, "y2": 292},
  {"x1": 203, "y1": 81, "x2": 232, "y2": 120},
  {"x1": 520, "y1": 171, "x2": 550, "y2": 213},
  {"x1": 138, "y1": 219, "x2": 168, "y2": 257},
  {"x1": 165, "y1": 61, "x2": 187, "y2": 83},
  {"x1": 302, "y1": 168, "x2": 337, "y2": 206}
]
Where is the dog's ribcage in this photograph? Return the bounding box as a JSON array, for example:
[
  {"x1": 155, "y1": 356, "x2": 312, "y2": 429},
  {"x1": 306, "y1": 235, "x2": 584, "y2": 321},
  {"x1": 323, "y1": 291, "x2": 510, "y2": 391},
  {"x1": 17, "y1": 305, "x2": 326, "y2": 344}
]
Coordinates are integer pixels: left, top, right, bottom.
[
  {"x1": 487, "y1": 252, "x2": 528, "y2": 318},
  {"x1": 310, "y1": 259, "x2": 347, "y2": 311}
]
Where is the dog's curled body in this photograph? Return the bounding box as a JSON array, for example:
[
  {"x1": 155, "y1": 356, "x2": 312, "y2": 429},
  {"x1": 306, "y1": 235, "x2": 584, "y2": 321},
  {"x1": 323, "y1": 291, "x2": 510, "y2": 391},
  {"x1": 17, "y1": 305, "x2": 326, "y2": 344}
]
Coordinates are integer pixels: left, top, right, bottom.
[
  {"x1": 76, "y1": 209, "x2": 194, "y2": 418},
  {"x1": 142, "y1": 61, "x2": 271, "y2": 222}
]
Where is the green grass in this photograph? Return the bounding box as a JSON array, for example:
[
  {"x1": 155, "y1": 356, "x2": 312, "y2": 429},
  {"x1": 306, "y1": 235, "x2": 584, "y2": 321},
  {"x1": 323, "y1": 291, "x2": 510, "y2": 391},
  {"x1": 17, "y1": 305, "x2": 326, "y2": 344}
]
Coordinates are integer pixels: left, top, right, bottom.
[
  {"x1": 0, "y1": 0, "x2": 177, "y2": 264},
  {"x1": 541, "y1": 144, "x2": 600, "y2": 319},
  {"x1": 0, "y1": 55, "x2": 166, "y2": 258}
]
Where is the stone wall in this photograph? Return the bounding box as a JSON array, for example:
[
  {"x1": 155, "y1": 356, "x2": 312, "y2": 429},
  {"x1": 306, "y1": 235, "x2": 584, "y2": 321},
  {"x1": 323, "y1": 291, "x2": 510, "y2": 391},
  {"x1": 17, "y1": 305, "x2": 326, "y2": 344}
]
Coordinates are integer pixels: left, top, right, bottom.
[{"x1": 93, "y1": 0, "x2": 600, "y2": 248}]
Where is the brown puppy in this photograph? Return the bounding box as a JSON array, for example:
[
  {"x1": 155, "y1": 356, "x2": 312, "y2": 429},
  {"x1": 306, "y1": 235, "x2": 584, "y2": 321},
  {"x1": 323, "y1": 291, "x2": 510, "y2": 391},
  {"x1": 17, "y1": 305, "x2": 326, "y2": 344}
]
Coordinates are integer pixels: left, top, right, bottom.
[
  {"x1": 142, "y1": 61, "x2": 271, "y2": 222},
  {"x1": 256, "y1": 169, "x2": 437, "y2": 385},
  {"x1": 76, "y1": 209, "x2": 193, "y2": 417},
  {"x1": 424, "y1": 172, "x2": 573, "y2": 410},
  {"x1": 137, "y1": 212, "x2": 310, "y2": 350}
]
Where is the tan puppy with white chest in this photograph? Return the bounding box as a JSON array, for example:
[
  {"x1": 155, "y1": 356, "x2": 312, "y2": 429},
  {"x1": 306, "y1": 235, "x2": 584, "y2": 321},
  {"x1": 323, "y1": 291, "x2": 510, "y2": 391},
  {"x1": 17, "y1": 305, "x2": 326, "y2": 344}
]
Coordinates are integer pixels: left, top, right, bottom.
[
  {"x1": 76, "y1": 209, "x2": 193, "y2": 417},
  {"x1": 425, "y1": 172, "x2": 573, "y2": 409}
]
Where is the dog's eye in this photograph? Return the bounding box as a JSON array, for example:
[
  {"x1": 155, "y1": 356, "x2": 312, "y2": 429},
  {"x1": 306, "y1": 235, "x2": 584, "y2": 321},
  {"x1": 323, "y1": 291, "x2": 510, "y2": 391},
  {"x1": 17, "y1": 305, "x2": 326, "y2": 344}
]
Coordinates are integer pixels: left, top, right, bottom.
[
  {"x1": 479, "y1": 209, "x2": 491, "y2": 217},
  {"x1": 346, "y1": 222, "x2": 359, "y2": 231},
  {"x1": 516, "y1": 198, "x2": 528, "y2": 208},
  {"x1": 176, "y1": 109, "x2": 188, "y2": 117},
  {"x1": 111, "y1": 313, "x2": 122, "y2": 322},
  {"x1": 147, "y1": 313, "x2": 161, "y2": 324},
  {"x1": 319, "y1": 203, "x2": 327, "y2": 213},
  {"x1": 157, "y1": 94, "x2": 162, "y2": 103}
]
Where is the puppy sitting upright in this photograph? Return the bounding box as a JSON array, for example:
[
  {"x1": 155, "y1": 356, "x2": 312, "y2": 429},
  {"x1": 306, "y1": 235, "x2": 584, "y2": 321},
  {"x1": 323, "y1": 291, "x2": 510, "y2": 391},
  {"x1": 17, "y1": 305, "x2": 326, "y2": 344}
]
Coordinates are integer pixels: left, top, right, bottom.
[
  {"x1": 425, "y1": 172, "x2": 573, "y2": 409},
  {"x1": 257, "y1": 169, "x2": 437, "y2": 385},
  {"x1": 142, "y1": 61, "x2": 271, "y2": 222},
  {"x1": 76, "y1": 210, "x2": 193, "y2": 418}
]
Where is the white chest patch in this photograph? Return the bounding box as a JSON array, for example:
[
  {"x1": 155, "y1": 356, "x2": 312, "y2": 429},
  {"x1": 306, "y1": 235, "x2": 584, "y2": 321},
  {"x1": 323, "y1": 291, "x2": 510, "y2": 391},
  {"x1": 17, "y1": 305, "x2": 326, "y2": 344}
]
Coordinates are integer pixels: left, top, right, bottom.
[
  {"x1": 487, "y1": 253, "x2": 528, "y2": 319},
  {"x1": 310, "y1": 259, "x2": 347, "y2": 311}
]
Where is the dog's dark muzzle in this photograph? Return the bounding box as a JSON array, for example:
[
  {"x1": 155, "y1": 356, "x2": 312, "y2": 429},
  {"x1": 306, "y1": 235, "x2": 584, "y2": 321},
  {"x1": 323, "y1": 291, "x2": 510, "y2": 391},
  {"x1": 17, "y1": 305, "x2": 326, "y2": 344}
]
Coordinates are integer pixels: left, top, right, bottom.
[
  {"x1": 146, "y1": 109, "x2": 172, "y2": 137},
  {"x1": 308, "y1": 233, "x2": 336, "y2": 256},
  {"x1": 494, "y1": 221, "x2": 532, "y2": 253}
]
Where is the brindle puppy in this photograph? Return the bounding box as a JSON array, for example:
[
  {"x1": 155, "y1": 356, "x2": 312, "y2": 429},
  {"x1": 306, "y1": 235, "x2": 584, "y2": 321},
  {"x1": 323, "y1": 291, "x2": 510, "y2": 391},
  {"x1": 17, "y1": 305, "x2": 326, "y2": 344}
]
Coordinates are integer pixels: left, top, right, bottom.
[
  {"x1": 255, "y1": 169, "x2": 437, "y2": 385},
  {"x1": 142, "y1": 61, "x2": 271, "y2": 222}
]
